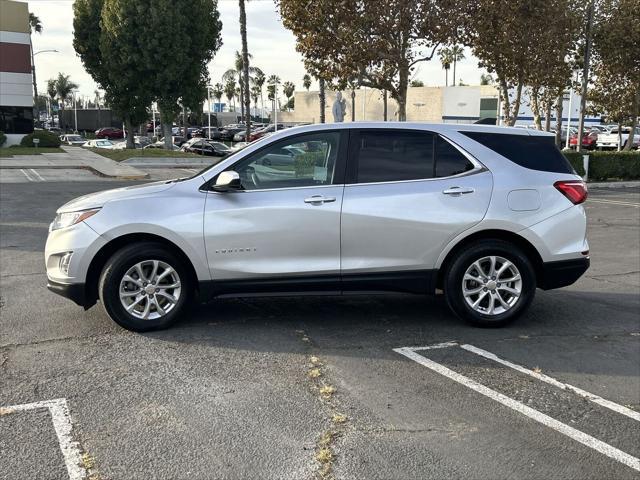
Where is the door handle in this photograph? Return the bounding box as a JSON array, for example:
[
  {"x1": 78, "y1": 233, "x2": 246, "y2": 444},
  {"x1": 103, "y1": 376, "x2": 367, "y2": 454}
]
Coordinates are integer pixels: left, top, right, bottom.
[
  {"x1": 442, "y1": 187, "x2": 475, "y2": 195},
  {"x1": 304, "y1": 195, "x2": 336, "y2": 204}
]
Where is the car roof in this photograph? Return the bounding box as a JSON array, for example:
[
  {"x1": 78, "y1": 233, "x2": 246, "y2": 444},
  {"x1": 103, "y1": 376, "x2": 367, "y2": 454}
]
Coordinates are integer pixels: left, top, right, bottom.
[{"x1": 269, "y1": 121, "x2": 554, "y2": 138}]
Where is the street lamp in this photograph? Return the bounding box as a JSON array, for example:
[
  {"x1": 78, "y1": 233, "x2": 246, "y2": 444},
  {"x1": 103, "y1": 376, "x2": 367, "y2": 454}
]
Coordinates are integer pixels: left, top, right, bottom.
[
  {"x1": 207, "y1": 85, "x2": 212, "y2": 139},
  {"x1": 72, "y1": 90, "x2": 78, "y2": 133},
  {"x1": 31, "y1": 49, "x2": 59, "y2": 121}
]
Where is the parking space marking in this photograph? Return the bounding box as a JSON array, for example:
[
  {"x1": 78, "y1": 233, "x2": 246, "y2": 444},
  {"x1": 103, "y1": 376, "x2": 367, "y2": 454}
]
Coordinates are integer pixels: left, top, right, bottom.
[
  {"x1": 587, "y1": 199, "x2": 640, "y2": 208},
  {"x1": 460, "y1": 343, "x2": 640, "y2": 421},
  {"x1": 394, "y1": 344, "x2": 640, "y2": 472},
  {"x1": 19, "y1": 169, "x2": 37, "y2": 182},
  {"x1": 29, "y1": 169, "x2": 45, "y2": 182},
  {"x1": 1, "y1": 398, "x2": 87, "y2": 479}
]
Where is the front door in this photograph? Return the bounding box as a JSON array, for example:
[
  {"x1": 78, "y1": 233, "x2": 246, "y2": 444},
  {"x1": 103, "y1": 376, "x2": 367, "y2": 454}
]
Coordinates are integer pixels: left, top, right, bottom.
[
  {"x1": 340, "y1": 129, "x2": 492, "y2": 291},
  {"x1": 203, "y1": 130, "x2": 346, "y2": 290}
]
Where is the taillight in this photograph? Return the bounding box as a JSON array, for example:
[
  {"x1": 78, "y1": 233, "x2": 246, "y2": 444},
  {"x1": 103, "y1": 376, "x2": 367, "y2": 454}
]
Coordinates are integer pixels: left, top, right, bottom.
[{"x1": 554, "y1": 180, "x2": 588, "y2": 205}]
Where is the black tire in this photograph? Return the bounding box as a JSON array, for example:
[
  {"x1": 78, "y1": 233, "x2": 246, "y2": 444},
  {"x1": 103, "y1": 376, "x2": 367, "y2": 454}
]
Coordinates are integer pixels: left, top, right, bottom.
[
  {"x1": 99, "y1": 242, "x2": 193, "y2": 332},
  {"x1": 444, "y1": 239, "x2": 536, "y2": 327}
]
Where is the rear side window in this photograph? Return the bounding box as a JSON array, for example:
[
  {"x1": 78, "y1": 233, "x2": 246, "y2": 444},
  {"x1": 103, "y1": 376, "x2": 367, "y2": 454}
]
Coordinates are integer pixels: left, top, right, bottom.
[
  {"x1": 352, "y1": 130, "x2": 435, "y2": 183},
  {"x1": 435, "y1": 136, "x2": 474, "y2": 177},
  {"x1": 461, "y1": 131, "x2": 574, "y2": 174}
]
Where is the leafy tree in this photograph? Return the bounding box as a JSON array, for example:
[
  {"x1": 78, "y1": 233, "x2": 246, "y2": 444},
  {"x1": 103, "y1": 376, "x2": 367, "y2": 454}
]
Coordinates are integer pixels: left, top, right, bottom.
[
  {"x1": 410, "y1": 80, "x2": 424, "y2": 87},
  {"x1": 459, "y1": 0, "x2": 579, "y2": 127},
  {"x1": 282, "y1": 81, "x2": 295, "y2": 111},
  {"x1": 480, "y1": 73, "x2": 494, "y2": 85},
  {"x1": 591, "y1": 0, "x2": 639, "y2": 150},
  {"x1": 279, "y1": 0, "x2": 456, "y2": 121},
  {"x1": 302, "y1": 73, "x2": 312, "y2": 91}
]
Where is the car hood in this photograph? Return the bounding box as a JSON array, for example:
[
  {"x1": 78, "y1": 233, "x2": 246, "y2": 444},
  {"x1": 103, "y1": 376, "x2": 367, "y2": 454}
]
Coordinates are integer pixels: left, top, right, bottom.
[{"x1": 57, "y1": 181, "x2": 177, "y2": 213}]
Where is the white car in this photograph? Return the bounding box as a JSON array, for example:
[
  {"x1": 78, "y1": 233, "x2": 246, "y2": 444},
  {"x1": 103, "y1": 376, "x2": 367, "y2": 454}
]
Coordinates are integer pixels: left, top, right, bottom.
[
  {"x1": 60, "y1": 134, "x2": 86, "y2": 146},
  {"x1": 597, "y1": 127, "x2": 640, "y2": 150},
  {"x1": 82, "y1": 139, "x2": 115, "y2": 149},
  {"x1": 46, "y1": 122, "x2": 589, "y2": 331}
]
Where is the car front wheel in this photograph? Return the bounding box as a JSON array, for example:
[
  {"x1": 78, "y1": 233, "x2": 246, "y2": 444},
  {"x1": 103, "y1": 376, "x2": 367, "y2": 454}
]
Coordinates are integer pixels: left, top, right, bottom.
[
  {"x1": 444, "y1": 240, "x2": 536, "y2": 327},
  {"x1": 99, "y1": 242, "x2": 192, "y2": 331}
]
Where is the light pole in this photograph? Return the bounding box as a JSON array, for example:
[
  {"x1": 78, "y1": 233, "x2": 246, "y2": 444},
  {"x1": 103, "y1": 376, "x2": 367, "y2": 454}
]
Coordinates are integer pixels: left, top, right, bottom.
[
  {"x1": 565, "y1": 69, "x2": 580, "y2": 150},
  {"x1": 31, "y1": 49, "x2": 58, "y2": 121},
  {"x1": 207, "y1": 85, "x2": 212, "y2": 140},
  {"x1": 72, "y1": 90, "x2": 78, "y2": 133}
]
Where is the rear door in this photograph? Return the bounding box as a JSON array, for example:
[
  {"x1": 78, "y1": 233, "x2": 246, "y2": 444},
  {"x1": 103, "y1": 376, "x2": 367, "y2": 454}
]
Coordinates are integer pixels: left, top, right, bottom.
[{"x1": 340, "y1": 129, "x2": 492, "y2": 289}]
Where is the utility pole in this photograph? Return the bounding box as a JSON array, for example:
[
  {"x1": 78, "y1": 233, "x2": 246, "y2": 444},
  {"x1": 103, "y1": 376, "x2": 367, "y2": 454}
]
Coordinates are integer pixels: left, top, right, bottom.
[{"x1": 577, "y1": 1, "x2": 594, "y2": 153}]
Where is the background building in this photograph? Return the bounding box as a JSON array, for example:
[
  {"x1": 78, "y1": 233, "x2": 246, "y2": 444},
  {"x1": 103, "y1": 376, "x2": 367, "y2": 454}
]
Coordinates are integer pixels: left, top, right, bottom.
[{"x1": 0, "y1": 0, "x2": 33, "y2": 146}]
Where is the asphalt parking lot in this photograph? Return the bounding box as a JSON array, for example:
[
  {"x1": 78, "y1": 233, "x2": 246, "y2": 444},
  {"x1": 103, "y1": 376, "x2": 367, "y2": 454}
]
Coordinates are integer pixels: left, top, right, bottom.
[{"x1": 0, "y1": 173, "x2": 638, "y2": 479}]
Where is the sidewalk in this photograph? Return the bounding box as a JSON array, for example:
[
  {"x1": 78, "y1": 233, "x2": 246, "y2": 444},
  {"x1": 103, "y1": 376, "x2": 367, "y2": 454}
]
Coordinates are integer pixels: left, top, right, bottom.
[
  {"x1": 0, "y1": 146, "x2": 148, "y2": 179},
  {"x1": 587, "y1": 180, "x2": 640, "y2": 188}
]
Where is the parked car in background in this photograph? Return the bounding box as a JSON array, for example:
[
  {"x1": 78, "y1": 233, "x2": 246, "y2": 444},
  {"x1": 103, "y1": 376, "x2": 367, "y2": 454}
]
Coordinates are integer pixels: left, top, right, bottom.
[
  {"x1": 200, "y1": 127, "x2": 222, "y2": 140},
  {"x1": 597, "y1": 127, "x2": 640, "y2": 150},
  {"x1": 219, "y1": 126, "x2": 244, "y2": 141},
  {"x1": 59, "y1": 134, "x2": 86, "y2": 146},
  {"x1": 248, "y1": 124, "x2": 285, "y2": 142},
  {"x1": 143, "y1": 142, "x2": 181, "y2": 151},
  {"x1": 181, "y1": 139, "x2": 231, "y2": 156},
  {"x1": 569, "y1": 130, "x2": 598, "y2": 150},
  {"x1": 83, "y1": 139, "x2": 115, "y2": 149},
  {"x1": 95, "y1": 127, "x2": 125, "y2": 139}
]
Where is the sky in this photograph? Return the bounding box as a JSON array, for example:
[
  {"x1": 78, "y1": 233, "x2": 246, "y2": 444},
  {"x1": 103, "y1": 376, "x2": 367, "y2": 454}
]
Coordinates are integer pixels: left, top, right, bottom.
[{"x1": 28, "y1": 0, "x2": 485, "y2": 100}]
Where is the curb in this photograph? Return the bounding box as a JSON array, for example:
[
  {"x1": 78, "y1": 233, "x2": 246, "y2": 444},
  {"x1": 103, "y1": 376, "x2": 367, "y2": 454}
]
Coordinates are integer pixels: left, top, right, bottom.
[{"x1": 0, "y1": 164, "x2": 149, "y2": 180}]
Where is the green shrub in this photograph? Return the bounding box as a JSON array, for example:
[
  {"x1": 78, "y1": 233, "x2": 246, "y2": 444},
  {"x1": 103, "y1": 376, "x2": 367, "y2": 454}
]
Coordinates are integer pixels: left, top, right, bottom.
[
  {"x1": 0, "y1": 131, "x2": 6, "y2": 147},
  {"x1": 563, "y1": 151, "x2": 640, "y2": 181},
  {"x1": 20, "y1": 130, "x2": 61, "y2": 148}
]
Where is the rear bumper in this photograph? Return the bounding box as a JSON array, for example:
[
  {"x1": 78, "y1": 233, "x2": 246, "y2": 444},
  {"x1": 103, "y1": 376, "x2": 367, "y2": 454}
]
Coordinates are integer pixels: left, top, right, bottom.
[
  {"x1": 539, "y1": 257, "x2": 590, "y2": 290},
  {"x1": 47, "y1": 280, "x2": 88, "y2": 308}
]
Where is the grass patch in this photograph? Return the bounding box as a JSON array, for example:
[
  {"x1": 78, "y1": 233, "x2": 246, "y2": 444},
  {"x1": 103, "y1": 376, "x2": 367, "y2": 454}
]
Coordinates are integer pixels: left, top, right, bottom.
[
  {"x1": 88, "y1": 148, "x2": 203, "y2": 162},
  {"x1": 0, "y1": 147, "x2": 64, "y2": 157}
]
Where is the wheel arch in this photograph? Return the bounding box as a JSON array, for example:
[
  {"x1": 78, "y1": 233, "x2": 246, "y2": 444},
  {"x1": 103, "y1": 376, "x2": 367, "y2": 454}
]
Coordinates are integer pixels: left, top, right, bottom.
[
  {"x1": 83, "y1": 233, "x2": 199, "y2": 309},
  {"x1": 436, "y1": 229, "x2": 544, "y2": 290}
]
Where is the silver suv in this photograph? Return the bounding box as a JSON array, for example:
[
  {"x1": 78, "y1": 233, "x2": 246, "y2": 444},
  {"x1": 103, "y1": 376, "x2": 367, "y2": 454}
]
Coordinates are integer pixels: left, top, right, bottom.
[{"x1": 45, "y1": 123, "x2": 589, "y2": 331}]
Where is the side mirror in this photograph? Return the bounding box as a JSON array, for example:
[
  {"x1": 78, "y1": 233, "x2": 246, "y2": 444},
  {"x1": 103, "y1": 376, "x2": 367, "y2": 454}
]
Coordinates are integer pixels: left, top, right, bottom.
[{"x1": 212, "y1": 170, "x2": 241, "y2": 192}]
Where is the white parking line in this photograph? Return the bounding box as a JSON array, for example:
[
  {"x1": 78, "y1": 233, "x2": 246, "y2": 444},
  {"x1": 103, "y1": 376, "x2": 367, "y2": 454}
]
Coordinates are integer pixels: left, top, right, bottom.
[
  {"x1": 587, "y1": 199, "x2": 640, "y2": 208},
  {"x1": 394, "y1": 344, "x2": 640, "y2": 473},
  {"x1": 1, "y1": 398, "x2": 87, "y2": 479},
  {"x1": 19, "y1": 169, "x2": 36, "y2": 182},
  {"x1": 29, "y1": 168, "x2": 45, "y2": 182},
  {"x1": 460, "y1": 343, "x2": 640, "y2": 421}
]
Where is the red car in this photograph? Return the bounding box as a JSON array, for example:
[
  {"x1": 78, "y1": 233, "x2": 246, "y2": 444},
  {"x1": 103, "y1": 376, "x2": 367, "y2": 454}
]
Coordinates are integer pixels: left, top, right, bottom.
[
  {"x1": 95, "y1": 127, "x2": 125, "y2": 139},
  {"x1": 569, "y1": 130, "x2": 598, "y2": 150}
]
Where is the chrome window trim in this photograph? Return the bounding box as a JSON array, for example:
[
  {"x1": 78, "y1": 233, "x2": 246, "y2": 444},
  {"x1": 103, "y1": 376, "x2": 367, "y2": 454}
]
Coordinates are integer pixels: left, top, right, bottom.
[{"x1": 207, "y1": 183, "x2": 342, "y2": 195}]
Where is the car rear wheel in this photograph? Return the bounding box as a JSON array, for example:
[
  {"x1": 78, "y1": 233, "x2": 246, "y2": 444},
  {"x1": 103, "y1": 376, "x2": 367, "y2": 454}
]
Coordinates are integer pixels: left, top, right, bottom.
[
  {"x1": 444, "y1": 239, "x2": 536, "y2": 327},
  {"x1": 99, "y1": 242, "x2": 192, "y2": 331}
]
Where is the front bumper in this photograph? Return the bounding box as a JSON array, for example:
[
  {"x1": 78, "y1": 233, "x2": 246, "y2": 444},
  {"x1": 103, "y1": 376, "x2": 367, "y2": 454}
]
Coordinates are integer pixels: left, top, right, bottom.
[
  {"x1": 47, "y1": 280, "x2": 87, "y2": 308},
  {"x1": 539, "y1": 257, "x2": 590, "y2": 290}
]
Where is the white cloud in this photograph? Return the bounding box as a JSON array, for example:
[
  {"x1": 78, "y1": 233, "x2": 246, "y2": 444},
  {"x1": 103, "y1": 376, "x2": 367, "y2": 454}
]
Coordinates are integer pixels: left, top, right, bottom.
[{"x1": 28, "y1": 0, "x2": 485, "y2": 99}]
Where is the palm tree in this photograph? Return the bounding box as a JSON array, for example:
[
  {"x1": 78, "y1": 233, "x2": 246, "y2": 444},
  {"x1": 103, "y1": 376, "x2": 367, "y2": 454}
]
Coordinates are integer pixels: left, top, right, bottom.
[
  {"x1": 224, "y1": 79, "x2": 236, "y2": 112},
  {"x1": 449, "y1": 45, "x2": 465, "y2": 87},
  {"x1": 239, "y1": 0, "x2": 251, "y2": 138},
  {"x1": 212, "y1": 83, "x2": 224, "y2": 109},
  {"x1": 29, "y1": 13, "x2": 43, "y2": 116},
  {"x1": 250, "y1": 85, "x2": 261, "y2": 115},
  {"x1": 302, "y1": 74, "x2": 311, "y2": 91},
  {"x1": 46, "y1": 78, "x2": 56, "y2": 120},
  {"x1": 439, "y1": 47, "x2": 452, "y2": 87},
  {"x1": 267, "y1": 75, "x2": 280, "y2": 117},
  {"x1": 282, "y1": 81, "x2": 295, "y2": 111},
  {"x1": 223, "y1": 51, "x2": 261, "y2": 123},
  {"x1": 55, "y1": 73, "x2": 78, "y2": 131},
  {"x1": 253, "y1": 70, "x2": 265, "y2": 120}
]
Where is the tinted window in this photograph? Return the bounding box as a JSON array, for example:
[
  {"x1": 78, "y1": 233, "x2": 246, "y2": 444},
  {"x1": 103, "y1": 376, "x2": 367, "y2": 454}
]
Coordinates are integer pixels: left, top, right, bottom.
[
  {"x1": 435, "y1": 136, "x2": 474, "y2": 177},
  {"x1": 230, "y1": 132, "x2": 339, "y2": 190},
  {"x1": 353, "y1": 131, "x2": 434, "y2": 183},
  {"x1": 461, "y1": 131, "x2": 574, "y2": 174}
]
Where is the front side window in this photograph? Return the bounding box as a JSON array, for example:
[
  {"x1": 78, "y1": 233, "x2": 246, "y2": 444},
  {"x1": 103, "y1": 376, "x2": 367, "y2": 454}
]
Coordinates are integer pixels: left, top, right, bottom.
[
  {"x1": 230, "y1": 132, "x2": 339, "y2": 190},
  {"x1": 352, "y1": 130, "x2": 435, "y2": 183}
]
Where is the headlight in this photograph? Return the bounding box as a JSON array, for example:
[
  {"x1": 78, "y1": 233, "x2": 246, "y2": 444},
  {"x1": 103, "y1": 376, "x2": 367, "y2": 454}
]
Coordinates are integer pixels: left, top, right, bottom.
[{"x1": 51, "y1": 208, "x2": 100, "y2": 231}]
